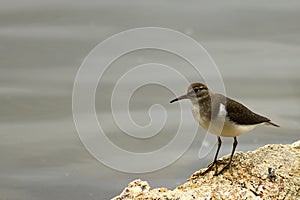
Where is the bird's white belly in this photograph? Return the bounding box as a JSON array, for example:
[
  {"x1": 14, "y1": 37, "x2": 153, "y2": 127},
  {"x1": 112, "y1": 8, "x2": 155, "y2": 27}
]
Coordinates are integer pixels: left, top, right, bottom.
[
  {"x1": 192, "y1": 105, "x2": 260, "y2": 137},
  {"x1": 197, "y1": 116, "x2": 259, "y2": 137},
  {"x1": 216, "y1": 120, "x2": 258, "y2": 137}
]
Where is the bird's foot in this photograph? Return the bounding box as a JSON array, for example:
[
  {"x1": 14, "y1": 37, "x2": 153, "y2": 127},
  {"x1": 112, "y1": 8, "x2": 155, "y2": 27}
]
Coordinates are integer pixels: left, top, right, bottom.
[
  {"x1": 215, "y1": 159, "x2": 228, "y2": 165},
  {"x1": 199, "y1": 160, "x2": 225, "y2": 176},
  {"x1": 199, "y1": 159, "x2": 232, "y2": 176},
  {"x1": 206, "y1": 159, "x2": 226, "y2": 168},
  {"x1": 199, "y1": 164, "x2": 214, "y2": 176},
  {"x1": 214, "y1": 162, "x2": 231, "y2": 176}
]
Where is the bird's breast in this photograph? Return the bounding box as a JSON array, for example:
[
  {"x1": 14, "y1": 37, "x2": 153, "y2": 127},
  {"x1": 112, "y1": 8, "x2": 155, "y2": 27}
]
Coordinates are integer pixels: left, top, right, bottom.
[{"x1": 192, "y1": 104, "x2": 210, "y2": 131}]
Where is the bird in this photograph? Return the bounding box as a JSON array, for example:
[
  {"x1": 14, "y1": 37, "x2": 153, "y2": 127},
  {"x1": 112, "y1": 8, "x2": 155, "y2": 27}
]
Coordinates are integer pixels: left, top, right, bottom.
[{"x1": 170, "y1": 82, "x2": 279, "y2": 176}]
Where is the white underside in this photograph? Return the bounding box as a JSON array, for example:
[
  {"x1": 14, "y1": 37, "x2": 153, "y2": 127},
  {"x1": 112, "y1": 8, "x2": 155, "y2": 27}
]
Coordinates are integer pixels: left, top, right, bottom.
[
  {"x1": 204, "y1": 118, "x2": 261, "y2": 137},
  {"x1": 192, "y1": 103, "x2": 266, "y2": 137}
]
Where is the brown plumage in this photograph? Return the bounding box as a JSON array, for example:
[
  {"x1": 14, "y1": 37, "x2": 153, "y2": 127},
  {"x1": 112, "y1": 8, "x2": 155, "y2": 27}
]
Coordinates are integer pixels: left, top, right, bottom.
[{"x1": 213, "y1": 93, "x2": 279, "y2": 126}]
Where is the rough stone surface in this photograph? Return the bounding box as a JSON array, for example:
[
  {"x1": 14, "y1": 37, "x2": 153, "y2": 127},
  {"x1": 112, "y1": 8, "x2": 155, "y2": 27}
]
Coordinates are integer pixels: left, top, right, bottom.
[{"x1": 113, "y1": 140, "x2": 300, "y2": 200}]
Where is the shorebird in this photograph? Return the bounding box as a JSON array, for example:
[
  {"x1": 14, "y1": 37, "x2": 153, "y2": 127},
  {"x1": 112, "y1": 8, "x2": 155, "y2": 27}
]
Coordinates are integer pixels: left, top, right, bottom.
[{"x1": 170, "y1": 83, "x2": 279, "y2": 175}]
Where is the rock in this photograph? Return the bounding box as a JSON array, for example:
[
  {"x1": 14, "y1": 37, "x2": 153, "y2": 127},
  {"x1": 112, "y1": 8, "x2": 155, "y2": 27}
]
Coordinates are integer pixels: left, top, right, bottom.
[{"x1": 113, "y1": 140, "x2": 300, "y2": 200}]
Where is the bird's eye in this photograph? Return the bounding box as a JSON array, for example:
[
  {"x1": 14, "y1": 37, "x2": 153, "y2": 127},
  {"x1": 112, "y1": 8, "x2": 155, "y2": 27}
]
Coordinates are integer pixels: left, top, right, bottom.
[{"x1": 193, "y1": 87, "x2": 200, "y2": 93}]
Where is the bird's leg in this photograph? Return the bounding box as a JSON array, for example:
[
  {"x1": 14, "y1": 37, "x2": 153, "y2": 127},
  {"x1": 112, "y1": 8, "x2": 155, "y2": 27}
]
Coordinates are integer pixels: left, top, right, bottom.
[
  {"x1": 200, "y1": 136, "x2": 222, "y2": 175},
  {"x1": 216, "y1": 137, "x2": 238, "y2": 175}
]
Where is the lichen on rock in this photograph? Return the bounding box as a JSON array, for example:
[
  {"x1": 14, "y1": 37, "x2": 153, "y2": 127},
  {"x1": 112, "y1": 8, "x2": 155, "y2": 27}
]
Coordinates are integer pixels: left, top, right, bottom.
[{"x1": 113, "y1": 140, "x2": 300, "y2": 200}]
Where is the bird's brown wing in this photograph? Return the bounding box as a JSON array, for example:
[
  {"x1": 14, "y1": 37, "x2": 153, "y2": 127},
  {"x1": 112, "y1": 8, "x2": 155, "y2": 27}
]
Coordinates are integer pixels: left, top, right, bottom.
[
  {"x1": 212, "y1": 94, "x2": 271, "y2": 125},
  {"x1": 226, "y1": 97, "x2": 271, "y2": 125}
]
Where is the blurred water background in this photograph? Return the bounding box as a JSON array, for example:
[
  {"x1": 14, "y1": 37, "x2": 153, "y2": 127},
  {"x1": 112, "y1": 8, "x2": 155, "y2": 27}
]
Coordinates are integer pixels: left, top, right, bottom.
[{"x1": 0, "y1": 0, "x2": 299, "y2": 199}]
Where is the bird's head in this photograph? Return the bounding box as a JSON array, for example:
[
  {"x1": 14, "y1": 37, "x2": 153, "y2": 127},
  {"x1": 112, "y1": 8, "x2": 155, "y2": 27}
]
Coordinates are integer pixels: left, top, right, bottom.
[{"x1": 170, "y1": 82, "x2": 209, "y2": 104}]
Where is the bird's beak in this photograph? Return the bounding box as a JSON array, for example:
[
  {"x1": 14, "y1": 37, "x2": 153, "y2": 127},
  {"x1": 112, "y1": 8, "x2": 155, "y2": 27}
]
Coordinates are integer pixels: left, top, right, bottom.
[{"x1": 170, "y1": 94, "x2": 188, "y2": 103}]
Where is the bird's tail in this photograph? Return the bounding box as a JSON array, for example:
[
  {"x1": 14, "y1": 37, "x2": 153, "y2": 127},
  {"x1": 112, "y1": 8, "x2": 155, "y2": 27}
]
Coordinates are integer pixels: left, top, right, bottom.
[{"x1": 267, "y1": 121, "x2": 280, "y2": 127}]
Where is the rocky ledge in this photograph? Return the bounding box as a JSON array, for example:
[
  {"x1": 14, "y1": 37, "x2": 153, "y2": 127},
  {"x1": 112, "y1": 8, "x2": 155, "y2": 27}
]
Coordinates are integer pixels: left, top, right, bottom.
[{"x1": 113, "y1": 140, "x2": 300, "y2": 200}]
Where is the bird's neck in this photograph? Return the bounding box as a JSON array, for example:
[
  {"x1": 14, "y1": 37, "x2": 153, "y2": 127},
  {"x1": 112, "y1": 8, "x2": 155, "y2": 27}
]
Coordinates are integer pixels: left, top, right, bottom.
[{"x1": 191, "y1": 92, "x2": 212, "y2": 119}]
